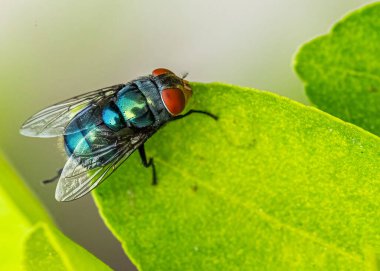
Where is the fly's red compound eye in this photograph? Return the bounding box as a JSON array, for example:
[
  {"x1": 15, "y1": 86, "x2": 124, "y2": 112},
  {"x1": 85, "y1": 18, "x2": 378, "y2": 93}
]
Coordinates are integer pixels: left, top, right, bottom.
[
  {"x1": 152, "y1": 68, "x2": 174, "y2": 77},
  {"x1": 161, "y1": 88, "x2": 185, "y2": 116}
]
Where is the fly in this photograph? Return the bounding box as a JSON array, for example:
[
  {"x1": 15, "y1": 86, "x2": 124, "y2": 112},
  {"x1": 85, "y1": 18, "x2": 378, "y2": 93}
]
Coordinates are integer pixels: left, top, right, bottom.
[{"x1": 20, "y1": 68, "x2": 217, "y2": 201}]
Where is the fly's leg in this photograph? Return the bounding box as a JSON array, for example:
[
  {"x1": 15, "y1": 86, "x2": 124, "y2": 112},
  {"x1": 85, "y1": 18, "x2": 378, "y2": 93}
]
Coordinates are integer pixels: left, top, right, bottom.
[
  {"x1": 139, "y1": 110, "x2": 216, "y2": 185},
  {"x1": 171, "y1": 110, "x2": 218, "y2": 121},
  {"x1": 42, "y1": 168, "x2": 63, "y2": 185},
  {"x1": 138, "y1": 144, "x2": 157, "y2": 185}
]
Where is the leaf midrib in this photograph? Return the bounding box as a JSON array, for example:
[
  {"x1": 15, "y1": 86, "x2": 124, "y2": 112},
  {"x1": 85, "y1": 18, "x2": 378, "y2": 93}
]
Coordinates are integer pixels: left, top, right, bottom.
[
  {"x1": 30, "y1": 224, "x2": 75, "y2": 271},
  {"x1": 155, "y1": 157, "x2": 363, "y2": 264}
]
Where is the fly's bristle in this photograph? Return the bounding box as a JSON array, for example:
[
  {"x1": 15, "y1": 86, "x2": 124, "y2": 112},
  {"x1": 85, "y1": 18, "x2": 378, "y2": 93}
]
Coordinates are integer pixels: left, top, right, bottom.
[{"x1": 57, "y1": 137, "x2": 69, "y2": 158}]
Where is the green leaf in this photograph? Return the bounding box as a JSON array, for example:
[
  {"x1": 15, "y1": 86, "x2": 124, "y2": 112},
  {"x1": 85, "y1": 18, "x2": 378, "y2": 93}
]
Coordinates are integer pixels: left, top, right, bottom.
[
  {"x1": 93, "y1": 82, "x2": 380, "y2": 270},
  {"x1": 294, "y1": 3, "x2": 380, "y2": 136},
  {"x1": 23, "y1": 223, "x2": 111, "y2": 271},
  {"x1": 24, "y1": 224, "x2": 67, "y2": 271},
  {"x1": 0, "y1": 153, "x2": 111, "y2": 271}
]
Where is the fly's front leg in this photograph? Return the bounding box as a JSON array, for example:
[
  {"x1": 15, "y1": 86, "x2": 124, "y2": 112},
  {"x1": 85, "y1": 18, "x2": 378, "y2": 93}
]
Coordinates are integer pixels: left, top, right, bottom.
[
  {"x1": 171, "y1": 110, "x2": 218, "y2": 121},
  {"x1": 138, "y1": 144, "x2": 157, "y2": 185}
]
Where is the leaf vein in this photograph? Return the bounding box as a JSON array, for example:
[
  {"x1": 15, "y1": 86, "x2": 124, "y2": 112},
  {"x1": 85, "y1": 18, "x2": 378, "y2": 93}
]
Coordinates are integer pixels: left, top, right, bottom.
[
  {"x1": 311, "y1": 63, "x2": 380, "y2": 84},
  {"x1": 156, "y1": 158, "x2": 363, "y2": 264}
]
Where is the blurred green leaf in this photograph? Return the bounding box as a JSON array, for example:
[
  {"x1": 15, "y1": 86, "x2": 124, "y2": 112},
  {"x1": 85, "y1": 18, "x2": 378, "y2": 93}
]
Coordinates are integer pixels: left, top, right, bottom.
[
  {"x1": 94, "y1": 82, "x2": 380, "y2": 270},
  {"x1": 23, "y1": 223, "x2": 112, "y2": 271},
  {"x1": 294, "y1": 2, "x2": 380, "y2": 136},
  {"x1": 0, "y1": 153, "x2": 111, "y2": 271}
]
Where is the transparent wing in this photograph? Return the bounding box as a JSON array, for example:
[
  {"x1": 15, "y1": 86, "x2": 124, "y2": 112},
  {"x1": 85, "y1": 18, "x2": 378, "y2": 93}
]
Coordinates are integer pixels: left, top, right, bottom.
[
  {"x1": 20, "y1": 84, "x2": 125, "y2": 138},
  {"x1": 55, "y1": 129, "x2": 155, "y2": 201}
]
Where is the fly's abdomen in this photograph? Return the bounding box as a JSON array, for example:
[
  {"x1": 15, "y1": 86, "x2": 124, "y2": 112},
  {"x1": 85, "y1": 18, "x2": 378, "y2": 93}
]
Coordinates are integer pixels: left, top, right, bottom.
[
  {"x1": 103, "y1": 84, "x2": 154, "y2": 130},
  {"x1": 102, "y1": 101, "x2": 126, "y2": 131},
  {"x1": 64, "y1": 106, "x2": 118, "y2": 166},
  {"x1": 63, "y1": 105, "x2": 99, "y2": 155},
  {"x1": 64, "y1": 130, "x2": 90, "y2": 155},
  {"x1": 64, "y1": 125, "x2": 118, "y2": 167}
]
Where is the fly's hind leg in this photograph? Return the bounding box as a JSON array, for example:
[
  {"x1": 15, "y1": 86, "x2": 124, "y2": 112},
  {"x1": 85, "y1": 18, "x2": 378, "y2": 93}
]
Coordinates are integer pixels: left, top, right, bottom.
[
  {"x1": 42, "y1": 168, "x2": 63, "y2": 185},
  {"x1": 138, "y1": 144, "x2": 157, "y2": 185}
]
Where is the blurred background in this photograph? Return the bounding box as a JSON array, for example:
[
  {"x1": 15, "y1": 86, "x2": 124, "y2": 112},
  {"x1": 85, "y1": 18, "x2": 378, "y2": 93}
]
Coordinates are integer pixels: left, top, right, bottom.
[{"x1": 0, "y1": 0, "x2": 376, "y2": 270}]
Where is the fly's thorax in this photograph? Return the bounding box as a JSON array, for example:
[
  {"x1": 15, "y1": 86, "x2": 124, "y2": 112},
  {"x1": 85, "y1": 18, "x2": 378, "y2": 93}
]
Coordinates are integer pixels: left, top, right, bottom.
[
  {"x1": 115, "y1": 84, "x2": 155, "y2": 128},
  {"x1": 102, "y1": 69, "x2": 192, "y2": 131},
  {"x1": 101, "y1": 83, "x2": 156, "y2": 131},
  {"x1": 133, "y1": 76, "x2": 172, "y2": 125},
  {"x1": 70, "y1": 68, "x2": 193, "y2": 143}
]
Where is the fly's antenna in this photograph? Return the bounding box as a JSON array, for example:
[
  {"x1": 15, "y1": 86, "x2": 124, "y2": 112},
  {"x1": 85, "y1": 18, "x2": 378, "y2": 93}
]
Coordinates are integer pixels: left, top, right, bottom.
[
  {"x1": 182, "y1": 72, "x2": 189, "y2": 79},
  {"x1": 42, "y1": 168, "x2": 63, "y2": 185}
]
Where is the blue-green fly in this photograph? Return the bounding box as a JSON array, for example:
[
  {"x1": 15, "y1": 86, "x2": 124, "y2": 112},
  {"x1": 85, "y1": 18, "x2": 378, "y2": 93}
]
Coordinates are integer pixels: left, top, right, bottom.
[{"x1": 20, "y1": 68, "x2": 217, "y2": 201}]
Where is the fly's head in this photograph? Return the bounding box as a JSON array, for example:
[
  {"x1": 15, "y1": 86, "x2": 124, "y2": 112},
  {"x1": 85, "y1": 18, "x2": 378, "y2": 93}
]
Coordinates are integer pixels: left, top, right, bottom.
[{"x1": 151, "y1": 68, "x2": 192, "y2": 116}]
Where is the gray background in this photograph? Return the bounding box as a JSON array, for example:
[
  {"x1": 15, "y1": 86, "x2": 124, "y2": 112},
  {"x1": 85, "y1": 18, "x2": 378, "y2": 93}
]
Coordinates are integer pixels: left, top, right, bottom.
[{"x1": 0, "y1": 0, "x2": 376, "y2": 270}]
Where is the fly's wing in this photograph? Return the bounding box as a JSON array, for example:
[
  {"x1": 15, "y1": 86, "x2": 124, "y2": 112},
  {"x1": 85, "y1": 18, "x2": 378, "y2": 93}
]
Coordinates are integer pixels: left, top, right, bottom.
[
  {"x1": 55, "y1": 128, "x2": 156, "y2": 201},
  {"x1": 20, "y1": 84, "x2": 125, "y2": 138}
]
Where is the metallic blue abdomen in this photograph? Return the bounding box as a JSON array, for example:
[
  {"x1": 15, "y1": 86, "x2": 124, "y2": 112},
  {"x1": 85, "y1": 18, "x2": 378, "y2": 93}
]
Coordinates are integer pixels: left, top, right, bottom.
[
  {"x1": 102, "y1": 102, "x2": 126, "y2": 131},
  {"x1": 65, "y1": 130, "x2": 90, "y2": 155},
  {"x1": 64, "y1": 105, "x2": 98, "y2": 155},
  {"x1": 64, "y1": 104, "x2": 118, "y2": 163},
  {"x1": 64, "y1": 124, "x2": 117, "y2": 167}
]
